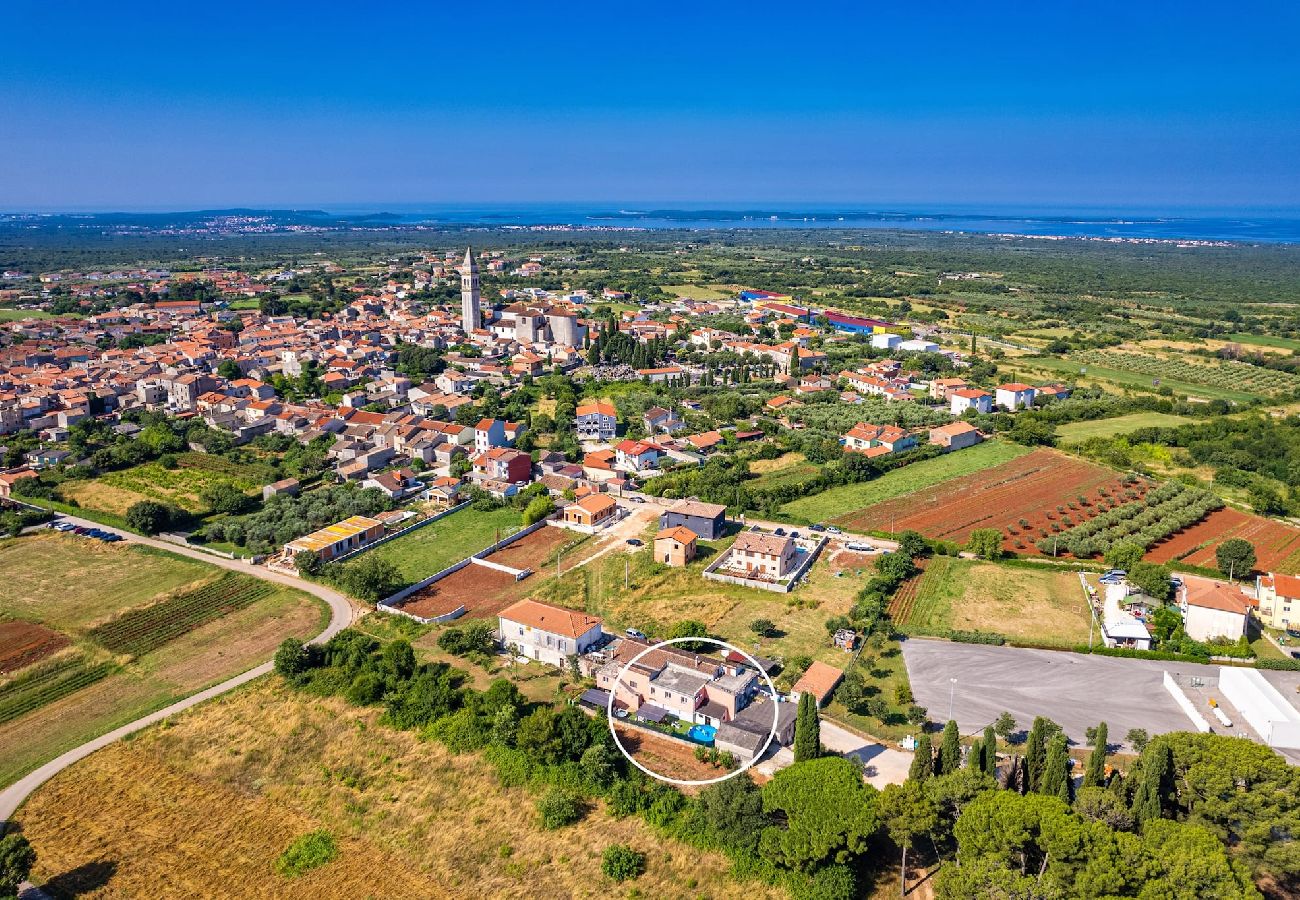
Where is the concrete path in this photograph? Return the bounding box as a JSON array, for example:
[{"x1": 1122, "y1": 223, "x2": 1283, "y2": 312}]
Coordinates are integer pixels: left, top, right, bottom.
[
  {"x1": 0, "y1": 515, "x2": 357, "y2": 826},
  {"x1": 751, "y1": 719, "x2": 910, "y2": 789}
]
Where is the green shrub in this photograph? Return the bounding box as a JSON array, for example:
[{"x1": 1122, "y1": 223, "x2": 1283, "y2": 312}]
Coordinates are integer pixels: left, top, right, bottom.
[
  {"x1": 601, "y1": 844, "x2": 647, "y2": 882},
  {"x1": 274, "y1": 830, "x2": 337, "y2": 878},
  {"x1": 536, "y1": 786, "x2": 583, "y2": 829}
]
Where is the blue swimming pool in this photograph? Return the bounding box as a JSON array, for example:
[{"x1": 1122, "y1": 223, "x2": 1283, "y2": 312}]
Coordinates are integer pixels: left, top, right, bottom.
[{"x1": 686, "y1": 724, "x2": 717, "y2": 746}]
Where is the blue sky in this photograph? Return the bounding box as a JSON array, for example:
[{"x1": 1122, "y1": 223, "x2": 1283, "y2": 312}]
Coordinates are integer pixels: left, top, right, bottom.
[{"x1": 2, "y1": 1, "x2": 1298, "y2": 211}]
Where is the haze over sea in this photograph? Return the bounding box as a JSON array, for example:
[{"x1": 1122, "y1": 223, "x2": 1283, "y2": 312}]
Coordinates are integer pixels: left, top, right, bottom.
[{"x1": 322, "y1": 203, "x2": 1300, "y2": 244}]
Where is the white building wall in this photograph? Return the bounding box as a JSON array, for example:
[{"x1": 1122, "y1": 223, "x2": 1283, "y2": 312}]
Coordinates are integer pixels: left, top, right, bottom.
[
  {"x1": 1219, "y1": 666, "x2": 1300, "y2": 748},
  {"x1": 1184, "y1": 605, "x2": 1247, "y2": 642}
]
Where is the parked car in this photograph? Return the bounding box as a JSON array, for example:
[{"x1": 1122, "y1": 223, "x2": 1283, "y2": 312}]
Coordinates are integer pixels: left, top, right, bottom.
[
  {"x1": 809, "y1": 523, "x2": 827, "y2": 532},
  {"x1": 626, "y1": 538, "x2": 643, "y2": 547},
  {"x1": 72, "y1": 526, "x2": 88, "y2": 535},
  {"x1": 789, "y1": 531, "x2": 801, "y2": 539},
  {"x1": 774, "y1": 528, "x2": 786, "y2": 536},
  {"x1": 846, "y1": 541, "x2": 873, "y2": 552},
  {"x1": 626, "y1": 628, "x2": 647, "y2": 640},
  {"x1": 628, "y1": 496, "x2": 645, "y2": 504},
  {"x1": 827, "y1": 525, "x2": 842, "y2": 534},
  {"x1": 101, "y1": 534, "x2": 123, "y2": 543}
]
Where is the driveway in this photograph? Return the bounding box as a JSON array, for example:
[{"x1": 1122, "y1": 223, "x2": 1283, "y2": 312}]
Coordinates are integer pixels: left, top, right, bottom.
[
  {"x1": 751, "y1": 719, "x2": 910, "y2": 789},
  {"x1": 0, "y1": 515, "x2": 356, "y2": 827}
]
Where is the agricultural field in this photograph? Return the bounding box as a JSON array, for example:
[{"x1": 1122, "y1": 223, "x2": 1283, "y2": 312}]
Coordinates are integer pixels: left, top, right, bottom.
[
  {"x1": 62, "y1": 453, "x2": 270, "y2": 516},
  {"x1": 1041, "y1": 480, "x2": 1222, "y2": 559},
  {"x1": 0, "y1": 307, "x2": 55, "y2": 321},
  {"x1": 0, "y1": 532, "x2": 214, "y2": 633},
  {"x1": 1072, "y1": 349, "x2": 1300, "y2": 399},
  {"x1": 0, "y1": 531, "x2": 325, "y2": 786},
  {"x1": 895, "y1": 557, "x2": 1093, "y2": 646},
  {"x1": 17, "y1": 682, "x2": 773, "y2": 900},
  {"x1": 1055, "y1": 412, "x2": 1193, "y2": 442},
  {"x1": 662, "y1": 283, "x2": 732, "y2": 300},
  {"x1": 0, "y1": 620, "x2": 69, "y2": 674},
  {"x1": 1146, "y1": 506, "x2": 1300, "y2": 574},
  {"x1": 1022, "y1": 355, "x2": 1261, "y2": 403},
  {"x1": 343, "y1": 504, "x2": 521, "y2": 585},
  {"x1": 393, "y1": 525, "x2": 589, "y2": 621},
  {"x1": 779, "y1": 440, "x2": 1032, "y2": 523},
  {"x1": 829, "y1": 448, "x2": 1139, "y2": 554}
]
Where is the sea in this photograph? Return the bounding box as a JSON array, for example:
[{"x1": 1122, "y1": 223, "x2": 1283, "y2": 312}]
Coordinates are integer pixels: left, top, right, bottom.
[{"x1": 323, "y1": 203, "x2": 1300, "y2": 245}]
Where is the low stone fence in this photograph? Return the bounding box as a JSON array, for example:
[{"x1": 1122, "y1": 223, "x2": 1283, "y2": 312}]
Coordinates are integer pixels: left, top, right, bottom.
[{"x1": 702, "y1": 536, "x2": 828, "y2": 594}]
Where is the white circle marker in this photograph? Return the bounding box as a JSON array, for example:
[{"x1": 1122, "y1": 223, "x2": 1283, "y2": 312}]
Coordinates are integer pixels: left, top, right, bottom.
[{"x1": 606, "y1": 636, "x2": 781, "y2": 786}]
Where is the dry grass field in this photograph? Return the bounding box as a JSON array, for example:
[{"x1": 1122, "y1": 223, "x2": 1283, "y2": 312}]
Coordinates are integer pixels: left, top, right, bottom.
[
  {"x1": 19, "y1": 682, "x2": 780, "y2": 900},
  {"x1": 903, "y1": 557, "x2": 1092, "y2": 645},
  {"x1": 0, "y1": 533, "x2": 214, "y2": 633}
]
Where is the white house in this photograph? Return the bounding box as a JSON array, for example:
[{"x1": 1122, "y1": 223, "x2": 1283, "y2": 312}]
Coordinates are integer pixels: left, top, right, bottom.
[
  {"x1": 994, "y1": 383, "x2": 1037, "y2": 411},
  {"x1": 1179, "y1": 576, "x2": 1253, "y2": 642},
  {"x1": 728, "y1": 531, "x2": 797, "y2": 578},
  {"x1": 614, "y1": 439, "x2": 665, "y2": 472},
  {"x1": 498, "y1": 599, "x2": 604, "y2": 668},
  {"x1": 870, "y1": 332, "x2": 902, "y2": 350},
  {"x1": 949, "y1": 388, "x2": 993, "y2": 416}
]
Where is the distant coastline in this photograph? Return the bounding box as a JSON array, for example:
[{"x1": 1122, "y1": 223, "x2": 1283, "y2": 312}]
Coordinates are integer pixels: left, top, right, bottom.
[{"x1": 4, "y1": 204, "x2": 1300, "y2": 245}]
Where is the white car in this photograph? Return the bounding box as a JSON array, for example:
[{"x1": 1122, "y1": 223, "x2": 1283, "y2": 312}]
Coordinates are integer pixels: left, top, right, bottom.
[{"x1": 845, "y1": 541, "x2": 874, "y2": 553}]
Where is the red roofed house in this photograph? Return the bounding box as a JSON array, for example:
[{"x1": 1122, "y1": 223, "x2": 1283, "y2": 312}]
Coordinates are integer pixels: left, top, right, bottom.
[
  {"x1": 575, "y1": 400, "x2": 618, "y2": 441},
  {"x1": 1256, "y1": 572, "x2": 1300, "y2": 630},
  {"x1": 928, "y1": 421, "x2": 983, "y2": 451},
  {"x1": 654, "y1": 526, "x2": 698, "y2": 567},
  {"x1": 615, "y1": 439, "x2": 664, "y2": 472},
  {"x1": 471, "y1": 447, "x2": 532, "y2": 485},
  {"x1": 791, "y1": 660, "x2": 845, "y2": 707},
  {"x1": 995, "y1": 383, "x2": 1037, "y2": 411},
  {"x1": 1178, "y1": 574, "x2": 1254, "y2": 642},
  {"x1": 498, "y1": 599, "x2": 603, "y2": 667},
  {"x1": 949, "y1": 388, "x2": 993, "y2": 416},
  {"x1": 563, "y1": 493, "x2": 620, "y2": 530},
  {"x1": 841, "y1": 422, "x2": 916, "y2": 455}
]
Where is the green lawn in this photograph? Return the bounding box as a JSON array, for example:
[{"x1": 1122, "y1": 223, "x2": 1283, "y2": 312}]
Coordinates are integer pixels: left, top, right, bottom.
[
  {"x1": 1022, "y1": 356, "x2": 1261, "y2": 403},
  {"x1": 1226, "y1": 332, "x2": 1300, "y2": 352},
  {"x1": 1055, "y1": 412, "x2": 1193, "y2": 442},
  {"x1": 779, "y1": 441, "x2": 1031, "y2": 523},
  {"x1": 0, "y1": 307, "x2": 54, "y2": 321},
  {"x1": 344, "y1": 505, "x2": 522, "y2": 584},
  {"x1": 662, "y1": 283, "x2": 732, "y2": 301}
]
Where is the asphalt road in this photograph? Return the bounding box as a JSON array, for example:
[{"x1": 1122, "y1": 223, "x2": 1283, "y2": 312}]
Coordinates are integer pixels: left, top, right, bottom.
[
  {"x1": 901, "y1": 637, "x2": 1300, "y2": 750},
  {"x1": 0, "y1": 515, "x2": 356, "y2": 826}
]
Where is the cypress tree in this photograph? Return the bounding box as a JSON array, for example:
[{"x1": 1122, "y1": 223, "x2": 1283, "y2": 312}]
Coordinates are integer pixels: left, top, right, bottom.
[
  {"x1": 1025, "y1": 717, "x2": 1048, "y2": 792},
  {"x1": 908, "y1": 732, "x2": 933, "y2": 782},
  {"x1": 938, "y1": 720, "x2": 961, "y2": 775},
  {"x1": 1041, "y1": 733, "x2": 1072, "y2": 803},
  {"x1": 1083, "y1": 722, "x2": 1109, "y2": 789},
  {"x1": 982, "y1": 724, "x2": 997, "y2": 776},
  {"x1": 793, "y1": 692, "x2": 821, "y2": 763},
  {"x1": 1131, "y1": 741, "x2": 1174, "y2": 825},
  {"x1": 966, "y1": 738, "x2": 984, "y2": 771}
]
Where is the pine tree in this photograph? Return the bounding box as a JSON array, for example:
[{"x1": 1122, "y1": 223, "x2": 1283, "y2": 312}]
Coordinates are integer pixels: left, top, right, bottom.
[
  {"x1": 982, "y1": 724, "x2": 997, "y2": 776},
  {"x1": 938, "y1": 720, "x2": 961, "y2": 775},
  {"x1": 1025, "y1": 717, "x2": 1048, "y2": 792},
  {"x1": 1131, "y1": 741, "x2": 1174, "y2": 825},
  {"x1": 793, "y1": 692, "x2": 821, "y2": 762},
  {"x1": 1083, "y1": 722, "x2": 1109, "y2": 789},
  {"x1": 1041, "y1": 733, "x2": 1072, "y2": 802},
  {"x1": 908, "y1": 732, "x2": 933, "y2": 782}
]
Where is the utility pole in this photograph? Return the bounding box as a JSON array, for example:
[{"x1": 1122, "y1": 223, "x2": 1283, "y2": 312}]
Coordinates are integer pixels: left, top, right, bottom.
[
  {"x1": 948, "y1": 677, "x2": 957, "y2": 723},
  {"x1": 625, "y1": 558, "x2": 629, "y2": 590}
]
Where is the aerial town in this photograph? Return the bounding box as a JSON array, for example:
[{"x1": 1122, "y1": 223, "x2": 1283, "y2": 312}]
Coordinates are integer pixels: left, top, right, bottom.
[
  {"x1": 2, "y1": 226, "x2": 1299, "y2": 899},
  {"x1": 1, "y1": 2, "x2": 1298, "y2": 897}
]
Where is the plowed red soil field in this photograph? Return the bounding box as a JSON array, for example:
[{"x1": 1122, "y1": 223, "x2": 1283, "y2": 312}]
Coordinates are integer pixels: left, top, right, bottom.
[
  {"x1": 484, "y1": 525, "x2": 577, "y2": 571},
  {"x1": 833, "y1": 449, "x2": 1145, "y2": 555},
  {"x1": 1146, "y1": 506, "x2": 1300, "y2": 573},
  {"x1": 0, "y1": 621, "x2": 70, "y2": 674},
  {"x1": 886, "y1": 558, "x2": 929, "y2": 623}
]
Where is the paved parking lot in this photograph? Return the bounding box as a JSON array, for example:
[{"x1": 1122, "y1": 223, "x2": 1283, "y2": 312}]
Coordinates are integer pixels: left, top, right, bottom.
[{"x1": 901, "y1": 637, "x2": 1300, "y2": 750}]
